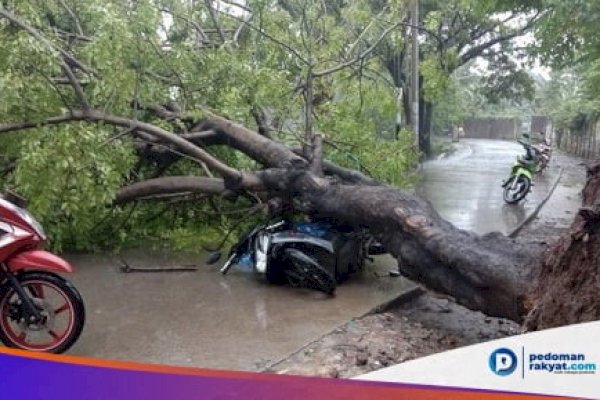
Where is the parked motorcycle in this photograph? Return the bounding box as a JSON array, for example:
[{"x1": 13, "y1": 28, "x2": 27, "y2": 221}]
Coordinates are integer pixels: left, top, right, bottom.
[
  {"x1": 208, "y1": 219, "x2": 376, "y2": 295},
  {"x1": 0, "y1": 192, "x2": 84, "y2": 353},
  {"x1": 502, "y1": 138, "x2": 539, "y2": 204},
  {"x1": 533, "y1": 143, "x2": 552, "y2": 173}
]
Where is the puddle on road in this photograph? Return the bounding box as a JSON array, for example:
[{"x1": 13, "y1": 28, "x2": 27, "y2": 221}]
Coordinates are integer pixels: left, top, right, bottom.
[{"x1": 65, "y1": 250, "x2": 415, "y2": 371}]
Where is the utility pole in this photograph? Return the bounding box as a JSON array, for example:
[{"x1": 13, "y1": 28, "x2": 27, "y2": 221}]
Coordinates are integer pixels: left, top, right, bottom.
[{"x1": 410, "y1": 0, "x2": 419, "y2": 149}]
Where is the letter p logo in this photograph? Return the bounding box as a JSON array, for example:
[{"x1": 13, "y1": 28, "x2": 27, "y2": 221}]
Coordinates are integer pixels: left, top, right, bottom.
[{"x1": 489, "y1": 348, "x2": 518, "y2": 376}]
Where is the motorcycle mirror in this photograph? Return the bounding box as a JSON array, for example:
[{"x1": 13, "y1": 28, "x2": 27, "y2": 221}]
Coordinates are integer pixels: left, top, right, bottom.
[
  {"x1": 2, "y1": 190, "x2": 27, "y2": 208},
  {"x1": 206, "y1": 251, "x2": 222, "y2": 265}
]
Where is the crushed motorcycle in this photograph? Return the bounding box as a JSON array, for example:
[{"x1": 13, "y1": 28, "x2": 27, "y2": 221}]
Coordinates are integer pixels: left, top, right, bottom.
[{"x1": 207, "y1": 219, "x2": 386, "y2": 295}]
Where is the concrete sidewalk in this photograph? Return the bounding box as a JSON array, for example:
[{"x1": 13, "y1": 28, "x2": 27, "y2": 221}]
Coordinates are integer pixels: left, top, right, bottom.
[{"x1": 517, "y1": 151, "x2": 587, "y2": 241}]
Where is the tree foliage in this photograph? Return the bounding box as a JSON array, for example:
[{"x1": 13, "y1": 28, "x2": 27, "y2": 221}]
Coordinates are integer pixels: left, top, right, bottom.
[
  {"x1": 532, "y1": 0, "x2": 600, "y2": 131},
  {"x1": 0, "y1": 0, "x2": 418, "y2": 250},
  {"x1": 0, "y1": 0, "x2": 573, "y2": 251},
  {"x1": 375, "y1": 0, "x2": 543, "y2": 154}
]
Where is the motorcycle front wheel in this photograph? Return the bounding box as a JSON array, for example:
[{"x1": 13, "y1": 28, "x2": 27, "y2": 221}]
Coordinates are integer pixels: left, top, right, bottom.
[
  {"x1": 503, "y1": 175, "x2": 531, "y2": 204},
  {"x1": 0, "y1": 271, "x2": 85, "y2": 353},
  {"x1": 282, "y1": 249, "x2": 336, "y2": 295}
]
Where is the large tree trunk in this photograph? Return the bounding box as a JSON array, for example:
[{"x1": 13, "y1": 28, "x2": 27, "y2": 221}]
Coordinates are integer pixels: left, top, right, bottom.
[
  {"x1": 419, "y1": 98, "x2": 432, "y2": 157},
  {"x1": 524, "y1": 161, "x2": 600, "y2": 330},
  {"x1": 402, "y1": 84, "x2": 411, "y2": 129},
  {"x1": 258, "y1": 168, "x2": 540, "y2": 322}
]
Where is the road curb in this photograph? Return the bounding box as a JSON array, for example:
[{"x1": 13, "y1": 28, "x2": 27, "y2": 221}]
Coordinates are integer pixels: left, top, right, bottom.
[
  {"x1": 507, "y1": 167, "x2": 564, "y2": 238},
  {"x1": 358, "y1": 285, "x2": 424, "y2": 317},
  {"x1": 259, "y1": 284, "x2": 424, "y2": 373}
]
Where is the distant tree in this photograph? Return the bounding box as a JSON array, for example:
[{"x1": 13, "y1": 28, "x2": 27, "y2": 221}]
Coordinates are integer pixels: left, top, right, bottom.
[{"x1": 375, "y1": 0, "x2": 543, "y2": 155}]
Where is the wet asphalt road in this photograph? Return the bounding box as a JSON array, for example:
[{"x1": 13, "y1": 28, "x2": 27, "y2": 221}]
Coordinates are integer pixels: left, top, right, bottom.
[
  {"x1": 422, "y1": 139, "x2": 559, "y2": 235},
  {"x1": 66, "y1": 251, "x2": 414, "y2": 371}
]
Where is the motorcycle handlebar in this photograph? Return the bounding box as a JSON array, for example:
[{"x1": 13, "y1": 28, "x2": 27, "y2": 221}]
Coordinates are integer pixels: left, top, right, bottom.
[
  {"x1": 518, "y1": 139, "x2": 530, "y2": 148},
  {"x1": 220, "y1": 253, "x2": 236, "y2": 274},
  {"x1": 266, "y1": 220, "x2": 286, "y2": 231}
]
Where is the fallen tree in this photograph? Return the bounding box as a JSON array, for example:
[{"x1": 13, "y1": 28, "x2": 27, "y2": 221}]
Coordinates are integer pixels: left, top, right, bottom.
[
  {"x1": 0, "y1": 104, "x2": 547, "y2": 323},
  {"x1": 0, "y1": 4, "x2": 598, "y2": 329},
  {"x1": 2, "y1": 91, "x2": 600, "y2": 327},
  {"x1": 119, "y1": 115, "x2": 597, "y2": 327}
]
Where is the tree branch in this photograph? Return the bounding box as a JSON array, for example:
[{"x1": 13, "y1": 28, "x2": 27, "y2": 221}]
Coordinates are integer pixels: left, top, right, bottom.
[
  {"x1": 220, "y1": 0, "x2": 252, "y2": 13},
  {"x1": 57, "y1": 0, "x2": 84, "y2": 36},
  {"x1": 251, "y1": 106, "x2": 274, "y2": 139},
  {"x1": 290, "y1": 148, "x2": 378, "y2": 185},
  {"x1": 313, "y1": 22, "x2": 401, "y2": 77},
  {"x1": 0, "y1": 7, "x2": 95, "y2": 75},
  {"x1": 114, "y1": 176, "x2": 230, "y2": 204},
  {"x1": 215, "y1": 7, "x2": 309, "y2": 65},
  {"x1": 61, "y1": 63, "x2": 90, "y2": 109},
  {"x1": 180, "y1": 130, "x2": 218, "y2": 142},
  {"x1": 204, "y1": 0, "x2": 227, "y2": 43},
  {"x1": 459, "y1": 11, "x2": 543, "y2": 65},
  {"x1": 0, "y1": 6, "x2": 93, "y2": 110},
  {"x1": 159, "y1": 7, "x2": 211, "y2": 45},
  {"x1": 0, "y1": 109, "x2": 261, "y2": 187},
  {"x1": 0, "y1": 114, "x2": 79, "y2": 134},
  {"x1": 198, "y1": 112, "x2": 307, "y2": 169}
]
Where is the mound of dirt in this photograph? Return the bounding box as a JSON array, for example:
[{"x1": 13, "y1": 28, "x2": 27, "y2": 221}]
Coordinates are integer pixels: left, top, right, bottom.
[
  {"x1": 525, "y1": 161, "x2": 600, "y2": 330},
  {"x1": 266, "y1": 292, "x2": 519, "y2": 378}
]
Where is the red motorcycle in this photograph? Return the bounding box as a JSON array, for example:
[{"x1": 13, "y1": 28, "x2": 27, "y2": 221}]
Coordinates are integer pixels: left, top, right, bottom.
[{"x1": 0, "y1": 193, "x2": 84, "y2": 353}]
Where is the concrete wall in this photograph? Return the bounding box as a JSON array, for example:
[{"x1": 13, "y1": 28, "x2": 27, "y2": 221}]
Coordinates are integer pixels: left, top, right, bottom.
[
  {"x1": 462, "y1": 116, "x2": 552, "y2": 141},
  {"x1": 531, "y1": 116, "x2": 552, "y2": 136},
  {"x1": 463, "y1": 118, "x2": 518, "y2": 140}
]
